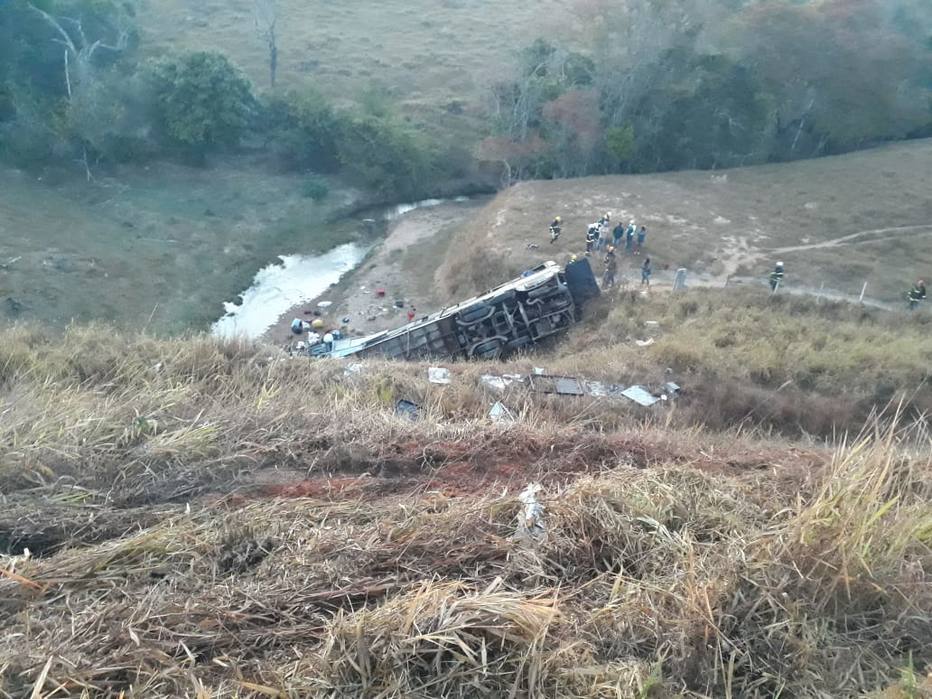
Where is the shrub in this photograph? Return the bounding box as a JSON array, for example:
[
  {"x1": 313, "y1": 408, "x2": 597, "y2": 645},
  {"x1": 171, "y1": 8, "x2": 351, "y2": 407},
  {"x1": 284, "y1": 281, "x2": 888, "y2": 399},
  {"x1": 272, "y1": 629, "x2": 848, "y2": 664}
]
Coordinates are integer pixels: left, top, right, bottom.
[
  {"x1": 334, "y1": 112, "x2": 435, "y2": 198},
  {"x1": 261, "y1": 90, "x2": 341, "y2": 172},
  {"x1": 301, "y1": 175, "x2": 329, "y2": 201},
  {"x1": 149, "y1": 51, "x2": 254, "y2": 158}
]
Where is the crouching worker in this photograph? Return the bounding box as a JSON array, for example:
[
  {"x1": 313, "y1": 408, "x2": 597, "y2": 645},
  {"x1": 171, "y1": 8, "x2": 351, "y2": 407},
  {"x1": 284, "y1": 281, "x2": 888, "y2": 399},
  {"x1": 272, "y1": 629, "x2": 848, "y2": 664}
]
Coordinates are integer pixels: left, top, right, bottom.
[{"x1": 907, "y1": 280, "x2": 927, "y2": 310}]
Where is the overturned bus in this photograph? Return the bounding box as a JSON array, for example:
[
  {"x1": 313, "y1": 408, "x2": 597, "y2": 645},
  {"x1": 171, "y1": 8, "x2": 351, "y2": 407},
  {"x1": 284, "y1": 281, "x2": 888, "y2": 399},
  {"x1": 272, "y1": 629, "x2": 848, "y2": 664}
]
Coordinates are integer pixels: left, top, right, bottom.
[{"x1": 305, "y1": 259, "x2": 600, "y2": 361}]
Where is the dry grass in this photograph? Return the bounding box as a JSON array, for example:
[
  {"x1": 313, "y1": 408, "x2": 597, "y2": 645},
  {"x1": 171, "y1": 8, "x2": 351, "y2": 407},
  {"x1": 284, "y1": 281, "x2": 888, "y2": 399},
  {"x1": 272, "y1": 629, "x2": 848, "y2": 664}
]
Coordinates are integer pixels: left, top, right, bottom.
[
  {"x1": 439, "y1": 139, "x2": 932, "y2": 303},
  {"x1": 0, "y1": 321, "x2": 929, "y2": 696},
  {"x1": 0, "y1": 422, "x2": 928, "y2": 697}
]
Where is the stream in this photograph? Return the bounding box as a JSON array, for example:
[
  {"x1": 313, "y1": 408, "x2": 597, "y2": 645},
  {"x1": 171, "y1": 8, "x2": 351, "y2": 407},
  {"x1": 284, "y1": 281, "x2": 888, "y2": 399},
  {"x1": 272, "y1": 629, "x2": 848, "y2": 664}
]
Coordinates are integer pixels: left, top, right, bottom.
[{"x1": 211, "y1": 196, "x2": 474, "y2": 338}]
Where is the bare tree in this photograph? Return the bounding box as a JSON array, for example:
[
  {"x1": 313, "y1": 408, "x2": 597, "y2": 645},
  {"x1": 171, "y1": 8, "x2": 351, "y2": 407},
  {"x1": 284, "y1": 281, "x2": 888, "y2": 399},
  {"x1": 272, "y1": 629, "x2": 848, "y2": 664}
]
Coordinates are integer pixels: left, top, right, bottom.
[
  {"x1": 28, "y1": 3, "x2": 130, "y2": 179},
  {"x1": 254, "y1": 0, "x2": 278, "y2": 89}
]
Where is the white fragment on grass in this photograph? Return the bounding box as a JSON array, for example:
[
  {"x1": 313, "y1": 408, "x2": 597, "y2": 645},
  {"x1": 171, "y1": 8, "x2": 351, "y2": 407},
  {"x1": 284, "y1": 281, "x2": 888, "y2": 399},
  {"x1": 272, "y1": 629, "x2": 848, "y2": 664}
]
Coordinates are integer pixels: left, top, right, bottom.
[
  {"x1": 343, "y1": 363, "x2": 365, "y2": 377},
  {"x1": 488, "y1": 401, "x2": 515, "y2": 424},
  {"x1": 428, "y1": 367, "x2": 451, "y2": 385},
  {"x1": 480, "y1": 374, "x2": 524, "y2": 392},
  {"x1": 516, "y1": 483, "x2": 545, "y2": 539},
  {"x1": 635, "y1": 338, "x2": 655, "y2": 347}
]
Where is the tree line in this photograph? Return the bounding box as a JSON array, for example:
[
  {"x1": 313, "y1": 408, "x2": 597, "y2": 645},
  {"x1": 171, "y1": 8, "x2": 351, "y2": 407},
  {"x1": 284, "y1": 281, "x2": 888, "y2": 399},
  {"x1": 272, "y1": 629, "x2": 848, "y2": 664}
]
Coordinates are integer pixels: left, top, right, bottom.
[
  {"x1": 480, "y1": 0, "x2": 932, "y2": 180},
  {"x1": 2, "y1": 0, "x2": 930, "y2": 193},
  {"x1": 0, "y1": 0, "x2": 446, "y2": 197}
]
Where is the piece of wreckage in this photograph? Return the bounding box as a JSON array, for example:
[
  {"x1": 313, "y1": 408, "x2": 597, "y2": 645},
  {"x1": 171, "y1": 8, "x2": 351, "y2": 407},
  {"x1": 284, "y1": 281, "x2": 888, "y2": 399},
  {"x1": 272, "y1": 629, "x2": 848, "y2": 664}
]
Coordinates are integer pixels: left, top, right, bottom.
[{"x1": 297, "y1": 259, "x2": 600, "y2": 361}]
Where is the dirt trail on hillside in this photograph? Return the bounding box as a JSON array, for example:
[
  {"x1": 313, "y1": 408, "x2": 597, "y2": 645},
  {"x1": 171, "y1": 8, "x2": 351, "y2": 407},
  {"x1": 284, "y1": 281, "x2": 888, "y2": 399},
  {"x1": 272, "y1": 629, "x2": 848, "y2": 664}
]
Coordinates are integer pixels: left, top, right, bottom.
[{"x1": 768, "y1": 224, "x2": 932, "y2": 254}]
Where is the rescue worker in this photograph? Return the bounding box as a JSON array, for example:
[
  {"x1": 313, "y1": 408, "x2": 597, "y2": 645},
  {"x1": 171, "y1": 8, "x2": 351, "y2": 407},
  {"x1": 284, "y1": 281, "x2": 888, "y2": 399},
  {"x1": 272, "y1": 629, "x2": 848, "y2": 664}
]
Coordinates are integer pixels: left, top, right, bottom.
[
  {"x1": 549, "y1": 216, "x2": 562, "y2": 244},
  {"x1": 636, "y1": 225, "x2": 647, "y2": 254},
  {"x1": 602, "y1": 246, "x2": 618, "y2": 289},
  {"x1": 585, "y1": 223, "x2": 599, "y2": 255},
  {"x1": 907, "y1": 280, "x2": 927, "y2": 310},
  {"x1": 625, "y1": 222, "x2": 636, "y2": 253},
  {"x1": 769, "y1": 261, "x2": 785, "y2": 292},
  {"x1": 641, "y1": 257, "x2": 652, "y2": 288}
]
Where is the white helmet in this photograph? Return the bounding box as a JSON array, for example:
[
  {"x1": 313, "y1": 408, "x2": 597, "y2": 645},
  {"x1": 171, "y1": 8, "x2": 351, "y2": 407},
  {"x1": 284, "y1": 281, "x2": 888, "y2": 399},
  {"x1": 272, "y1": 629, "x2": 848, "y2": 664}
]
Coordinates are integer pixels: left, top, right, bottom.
[
  {"x1": 323, "y1": 333, "x2": 334, "y2": 344},
  {"x1": 777, "y1": 261, "x2": 784, "y2": 267}
]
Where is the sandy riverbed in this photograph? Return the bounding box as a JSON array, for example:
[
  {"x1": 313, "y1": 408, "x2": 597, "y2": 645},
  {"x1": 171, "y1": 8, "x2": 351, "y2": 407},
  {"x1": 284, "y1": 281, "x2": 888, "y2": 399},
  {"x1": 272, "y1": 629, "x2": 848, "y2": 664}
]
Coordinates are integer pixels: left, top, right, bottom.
[{"x1": 264, "y1": 197, "x2": 488, "y2": 345}]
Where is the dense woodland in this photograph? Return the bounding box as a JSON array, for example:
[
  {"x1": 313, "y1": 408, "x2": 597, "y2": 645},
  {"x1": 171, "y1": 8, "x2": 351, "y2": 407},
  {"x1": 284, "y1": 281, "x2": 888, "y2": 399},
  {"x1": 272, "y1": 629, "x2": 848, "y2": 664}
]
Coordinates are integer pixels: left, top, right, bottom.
[{"x1": 1, "y1": 0, "x2": 931, "y2": 194}]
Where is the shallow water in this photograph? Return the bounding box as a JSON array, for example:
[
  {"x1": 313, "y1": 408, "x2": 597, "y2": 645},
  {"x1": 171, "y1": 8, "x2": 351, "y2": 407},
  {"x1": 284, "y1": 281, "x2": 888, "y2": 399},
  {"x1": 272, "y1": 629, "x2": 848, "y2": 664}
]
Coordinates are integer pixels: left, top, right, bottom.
[
  {"x1": 212, "y1": 243, "x2": 368, "y2": 338},
  {"x1": 211, "y1": 196, "x2": 477, "y2": 338}
]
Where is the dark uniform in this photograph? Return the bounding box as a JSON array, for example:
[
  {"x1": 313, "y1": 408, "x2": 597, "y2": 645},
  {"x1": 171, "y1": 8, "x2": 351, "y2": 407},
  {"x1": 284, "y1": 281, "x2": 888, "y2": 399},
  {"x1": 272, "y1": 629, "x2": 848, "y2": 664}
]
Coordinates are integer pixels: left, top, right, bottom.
[
  {"x1": 769, "y1": 263, "x2": 785, "y2": 292},
  {"x1": 549, "y1": 218, "x2": 562, "y2": 244},
  {"x1": 907, "y1": 281, "x2": 927, "y2": 310},
  {"x1": 602, "y1": 250, "x2": 618, "y2": 288},
  {"x1": 585, "y1": 225, "x2": 598, "y2": 255}
]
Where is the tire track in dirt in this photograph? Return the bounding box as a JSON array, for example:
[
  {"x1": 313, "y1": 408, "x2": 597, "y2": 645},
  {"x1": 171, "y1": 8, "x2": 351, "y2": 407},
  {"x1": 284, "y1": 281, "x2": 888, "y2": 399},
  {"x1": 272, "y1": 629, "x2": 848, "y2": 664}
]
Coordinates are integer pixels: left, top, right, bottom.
[{"x1": 767, "y1": 224, "x2": 932, "y2": 254}]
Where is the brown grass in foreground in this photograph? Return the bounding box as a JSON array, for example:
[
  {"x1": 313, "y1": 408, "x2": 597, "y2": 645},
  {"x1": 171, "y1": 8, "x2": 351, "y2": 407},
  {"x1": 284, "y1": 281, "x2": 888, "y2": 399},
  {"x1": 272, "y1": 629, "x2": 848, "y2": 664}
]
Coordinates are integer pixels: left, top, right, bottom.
[
  {"x1": 1, "y1": 423, "x2": 929, "y2": 697},
  {"x1": 0, "y1": 323, "x2": 929, "y2": 697}
]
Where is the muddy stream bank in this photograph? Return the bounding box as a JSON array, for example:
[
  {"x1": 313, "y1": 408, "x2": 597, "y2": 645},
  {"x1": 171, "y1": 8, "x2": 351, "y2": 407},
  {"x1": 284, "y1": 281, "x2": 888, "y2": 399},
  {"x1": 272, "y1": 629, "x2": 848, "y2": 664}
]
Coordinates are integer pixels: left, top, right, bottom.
[{"x1": 213, "y1": 196, "x2": 488, "y2": 341}]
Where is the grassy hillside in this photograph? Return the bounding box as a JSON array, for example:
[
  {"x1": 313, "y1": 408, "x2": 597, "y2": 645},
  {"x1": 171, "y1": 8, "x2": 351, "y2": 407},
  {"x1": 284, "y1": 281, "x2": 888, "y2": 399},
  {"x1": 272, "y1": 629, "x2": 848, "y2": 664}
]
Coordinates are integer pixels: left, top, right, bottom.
[
  {"x1": 0, "y1": 161, "x2": 363, "y2": 332},
  {"x1": 440, "y1": 140, "x2": 932, "y2": 303},
  {"x1": 1, "y1": 297, "x2": 930, "y2": 697},
  {"x1": 136, "y1": 0, "x2": 575, "y2": 138}
]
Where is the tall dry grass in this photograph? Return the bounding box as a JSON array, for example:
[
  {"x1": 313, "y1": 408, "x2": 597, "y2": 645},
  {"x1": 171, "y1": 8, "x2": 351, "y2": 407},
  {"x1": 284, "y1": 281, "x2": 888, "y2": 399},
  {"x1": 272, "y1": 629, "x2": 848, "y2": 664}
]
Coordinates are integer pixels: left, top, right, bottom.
[{"x1": 1, "y1": 422, "x2": 928, "y2": 697}]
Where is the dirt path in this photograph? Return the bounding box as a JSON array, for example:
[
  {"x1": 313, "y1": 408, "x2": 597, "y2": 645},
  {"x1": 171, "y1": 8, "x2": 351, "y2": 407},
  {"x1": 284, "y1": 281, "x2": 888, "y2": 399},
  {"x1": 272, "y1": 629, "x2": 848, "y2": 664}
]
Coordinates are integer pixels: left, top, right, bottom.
[
  {"x1": 767, "y1": 224, "x2": 932, "y2": 254},
  {"x1": 264, "y1": 197, "x2": 487, "y2": 344}
]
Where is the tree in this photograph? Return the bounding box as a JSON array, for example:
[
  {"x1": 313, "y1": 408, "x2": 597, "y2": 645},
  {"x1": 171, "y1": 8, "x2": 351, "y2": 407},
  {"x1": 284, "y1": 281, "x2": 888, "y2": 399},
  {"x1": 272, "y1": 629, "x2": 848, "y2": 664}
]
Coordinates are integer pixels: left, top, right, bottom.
[
  {"x1": 474, "y1": 134, "x2": 549, "y2": 186},
  {"x1": 605, "y1": 124, "x2": 634, "y2": 165},
  {"x1": 541, "y1": 88, "x2": 602, "y2": 177},
  {"x1": 262, "y1": 90, "x2": 341, "y2": 171},
  {"x1": 253, "y1": 0, "x2": 278, "y2": 89},
  {"x1": 0, "y1": 0, "x2": 136, "y2": 175},
  {"x1": 149, "y1": 51, "x2": 255, "y2": 158},
  {"x1": 334, "y1": 113, "x2": 433, "y2": 198},
  {"x1": 726, "y1": 0, "x2": 929, "y2": 157},
  {"x1": 627, "y1": 48, "x2": 774, "y2": 171}
]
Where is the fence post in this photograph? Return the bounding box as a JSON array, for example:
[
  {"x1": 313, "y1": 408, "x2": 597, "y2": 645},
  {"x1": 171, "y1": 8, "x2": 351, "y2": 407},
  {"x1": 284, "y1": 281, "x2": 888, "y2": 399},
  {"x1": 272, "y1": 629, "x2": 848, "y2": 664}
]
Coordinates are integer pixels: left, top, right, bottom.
[
  {"x1": 859, "y1": 282, "x2": 867, "y2": 304},
  {"x1": 673, "y1": 268, "x2": 688, "y2": 292}
]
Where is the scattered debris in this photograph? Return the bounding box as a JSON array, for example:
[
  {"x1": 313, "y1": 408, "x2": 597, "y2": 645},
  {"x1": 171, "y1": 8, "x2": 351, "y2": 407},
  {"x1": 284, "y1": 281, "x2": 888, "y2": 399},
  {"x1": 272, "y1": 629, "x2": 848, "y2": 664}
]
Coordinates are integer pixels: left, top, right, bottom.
[
  {"x1": 480, "y1": 374, "x2": 524, "y2": 392},
  {"x1": 529, "y1": 375, "x2": 585, "y2": 396},
  {"x1": 516, "y1": 483, "x2": 545, "y2": 540},
  {"x1": 488, "y1": 401, "x2": 516, "y2": 424},
  {"x1": 394, "y1": 399, "x2": 420, "y2": 420},
  {"x1": 428, "y1": 367, "x2": 451, "y2": 385},
  {"x1": 479, "y1": 371, "x2": 678, "y2": 407},
  {"x1": 343, "y1": 363, "x2": 365, "y2": 377},
  {"x1": 317, "y1": 301, "x2": 333, "y2": 308},
  {"x1": 584, "y1": 381, "x2": 628, "y2": 399},
  {"x1": 635, "y1": 338, "x2": 655, "y2": 347},
  {"x1": 621, "y1": 385, "x2": 660, "y2": 407},
  {"x1": 644, "y1": 321, "x2": 660, "y2": 328}
]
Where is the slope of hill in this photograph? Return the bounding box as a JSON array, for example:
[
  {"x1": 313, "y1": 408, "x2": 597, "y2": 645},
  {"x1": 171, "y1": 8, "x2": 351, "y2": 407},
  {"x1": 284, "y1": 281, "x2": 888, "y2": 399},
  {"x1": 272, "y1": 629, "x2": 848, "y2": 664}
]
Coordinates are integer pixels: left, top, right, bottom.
[
  {"x1": 1, "y1": 296, "x2": 930, "y2": 697},
  {"x1": 439, "y1": 140, "x2": 932, "y2": 303},
  {"x1": 0, "y1": 161, "x2": 363, "y2": 332},
  {"x1": 136, "y1": 0, "x2": 574, "y2": 137}
]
